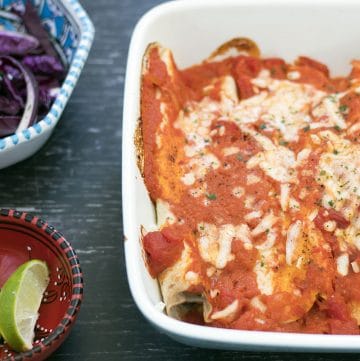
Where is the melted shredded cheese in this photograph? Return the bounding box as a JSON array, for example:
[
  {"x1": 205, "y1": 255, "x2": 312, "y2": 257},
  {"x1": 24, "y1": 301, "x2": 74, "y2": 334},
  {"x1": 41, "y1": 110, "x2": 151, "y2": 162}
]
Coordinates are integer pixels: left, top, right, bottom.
[
  {"x1": 233, "y1": 70, "x2": 326, "y2": 142},
  {"x1": 280, "y1": 183, "x2": 291, "y2": 211},
  {"x1": 211, "y1": 299, "x2": 239, "y2": 320},
  {"x1": 254, "y1": 252, "x2": 274, "y2": 295},
  {"x1": 156, "y1": 199, "x2": 176, "y2": 227},
  {"x1": 198, "y1": 223, "x2": 235, "y2": 269},
  {"x1": 250, "y1": 296, "x2": 267, "y2": 313},
  {"x1": 286, "y1": 220, "x2": 302, "y2": 265},
  {"x1": 235, "y1": 224, "x2": 253, "y2": 250},
  {"x1": 317, "y1": 131, "x2": 360, "y2": 214},
  {"x1": 251, "y1": 212, "x2": 278, "y2": 236},
  {"x1": 337, "y1": 253, "x2": 349, "y2": 276},
  {"x1": 312, "y1": 94, "x2": 347, "y2": 130},
  {"x1": 216, "y1": 225, "x2": 236, "y2": 269},
  {"x1": 247, "y1": 145, "x2": 297, "y2": 183}
]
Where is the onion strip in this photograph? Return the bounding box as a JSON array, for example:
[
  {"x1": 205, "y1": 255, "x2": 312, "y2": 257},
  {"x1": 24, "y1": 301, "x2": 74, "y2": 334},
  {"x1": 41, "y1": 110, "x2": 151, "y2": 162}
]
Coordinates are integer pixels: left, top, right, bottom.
[{"x1": 0, "y1": 56, "x2": 38, "y2": 133}]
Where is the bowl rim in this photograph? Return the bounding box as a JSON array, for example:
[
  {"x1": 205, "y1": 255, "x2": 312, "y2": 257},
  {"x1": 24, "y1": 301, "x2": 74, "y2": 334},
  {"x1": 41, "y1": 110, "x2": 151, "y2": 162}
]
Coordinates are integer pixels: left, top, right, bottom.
[
  {"x1": 123, "y1": 0, "x2": 360, "y2": 352},
  {"x1": 0, "y1": 208, "x2": 83, "y2": 360},
  {"x1": 0, "y1": 0, "x2": 95, "y2": 154}
]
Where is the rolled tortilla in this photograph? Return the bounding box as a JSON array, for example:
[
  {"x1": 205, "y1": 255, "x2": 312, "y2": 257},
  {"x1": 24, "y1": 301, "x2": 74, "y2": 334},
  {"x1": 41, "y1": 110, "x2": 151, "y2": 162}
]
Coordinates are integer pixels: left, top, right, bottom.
[{"x1": 155, "y1": 198, "x2": 205, "y2": 319}]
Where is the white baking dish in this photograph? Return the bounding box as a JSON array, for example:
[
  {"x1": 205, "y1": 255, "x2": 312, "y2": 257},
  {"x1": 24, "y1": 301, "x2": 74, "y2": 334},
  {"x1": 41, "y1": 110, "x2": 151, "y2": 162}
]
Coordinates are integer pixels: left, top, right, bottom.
[{"x1": 122, "y1": 0, "x2": 360, "y2": 351}]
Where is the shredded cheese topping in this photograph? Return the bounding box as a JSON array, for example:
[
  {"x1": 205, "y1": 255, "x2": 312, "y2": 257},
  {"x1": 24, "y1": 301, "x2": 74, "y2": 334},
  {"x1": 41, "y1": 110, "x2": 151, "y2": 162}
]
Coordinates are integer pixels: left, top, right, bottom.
[
  {"x1": 172, "y1": 73, "x2": 356, "y2": 302},
  {"x1": 143, "y1": 44, "x2": 360, "y2": 331}
]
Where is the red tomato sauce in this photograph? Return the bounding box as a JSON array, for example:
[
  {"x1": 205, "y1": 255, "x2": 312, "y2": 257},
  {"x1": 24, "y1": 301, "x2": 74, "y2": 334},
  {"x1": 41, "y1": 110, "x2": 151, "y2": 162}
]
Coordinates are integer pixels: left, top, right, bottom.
[
  {"x1": 142, "y1": 228, "x2": 184, "y2": 277},
  {"x1": 141, "y1": 43, "x2": 360, "y2": 334}
]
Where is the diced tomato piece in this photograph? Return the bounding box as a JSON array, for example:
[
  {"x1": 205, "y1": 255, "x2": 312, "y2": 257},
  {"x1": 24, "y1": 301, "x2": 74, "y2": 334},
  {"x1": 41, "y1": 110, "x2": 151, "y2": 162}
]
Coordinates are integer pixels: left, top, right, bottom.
[
  {"x1": 266, "y1": 292, "x2": 307, "y2": 323},
  {"x1": 296, "y1": 56, "x2": 330, "y2": 77},
  {"x1": 292, "y1": 65, "x2": 332, "y2": 91},
  {"x1": 350, "y1": 60, "x2": 360, "y2": 79},
  {"x1": 329, "y1": 319, "x2": 359, "y2": 335},
  {"x1": 210, "y1": 121, "x2": 261, "y2": 156},
  {"x1": 331, "y1": 77, "x2": 350, "y2": 93},
  {"x1": 314, "y1": 208, "x2": 350, "y2": 230},
  {"x1": 211, "y1": 121, "x2": 243, "y2": 143},
  {"x1": 234, "y1": 75, "x2": 254, "y2": 99},
  {"x1": 234, "y1": 56, "x2": 262, "y2": 77},
  {"x1": 297, "y1": 262, "x2": 334, "y2": 296},
  {"x1": 325, "y1": 295, "x2": 360, "y2": 334},
  {"x1": 339, "y1": 91, "x2": 360, "y2": 125},
  {"x1": 212, "y1": 270, "x2": 258, "y2": 310},
  {"x1": 327, "y1": 209, "x2": 350, "y2": 228},
  {"x1": 262, "y1": 58, "x2": 287, "y2": 79},
  {"x1": 335, "y1": 273, "x2": 360, "y2": 301},
  {"x1": 232, "y1": 56, "x2": 261, "y2": 99},
  {"x1": 142, "y1": 228, "x2": 184, "y2": 277},
  {"x1": 325, "y1": 295, "x2": 348, "y2": 321},
  {"x1": 231, "y1": 309, "x2": 270, "y2": 331}
]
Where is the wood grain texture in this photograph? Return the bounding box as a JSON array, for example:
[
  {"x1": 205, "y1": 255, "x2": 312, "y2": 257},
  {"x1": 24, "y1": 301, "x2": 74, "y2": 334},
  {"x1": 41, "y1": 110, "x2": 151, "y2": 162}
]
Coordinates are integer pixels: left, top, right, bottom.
[{"x1": 0, "y1": 0, "x2": 358, "y2": 359}]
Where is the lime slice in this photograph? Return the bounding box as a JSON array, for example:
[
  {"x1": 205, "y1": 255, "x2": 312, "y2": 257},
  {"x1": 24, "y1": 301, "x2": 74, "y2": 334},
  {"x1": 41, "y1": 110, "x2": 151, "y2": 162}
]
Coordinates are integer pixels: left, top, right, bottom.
[{"x1": 0, "y1": 259, "x2": 49, "y2": 352}]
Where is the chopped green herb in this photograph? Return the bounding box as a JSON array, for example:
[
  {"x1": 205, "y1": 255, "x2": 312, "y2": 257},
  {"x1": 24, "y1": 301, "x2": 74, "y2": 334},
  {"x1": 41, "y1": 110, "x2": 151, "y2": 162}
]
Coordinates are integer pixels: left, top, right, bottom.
[
  {"x1": 259, "y1": 123, "x2": 267, "y2": 130},
  {"x1": 334, "y1": 125, "x2": 341, "y2": 131},
  {"x1": 339, "y1": 104, "x2": 348, "y2": 113},
  {"x1": 327, "y1": 94, "x2": 337, "y2": 103},
  {"x1": 206, "y1": 193, "x2": 217, "y2": 200},
  {"x1": 279, "y1": 140, "x2": 289, "y2": 146},
  {"x1": 236, "y1": 154, "x2": 244, "y2": 161},
  {"x1": 328, "y1": 200, "x2": 334, "y2": 207},
  {"x1": 320, "y1": 170, "x2": 326, "y2": 176},
  {"x1": 199, "y1": 225, "x2": 204, "y2": 231},
  {"x1": 333, "y1": 149, "x2": 339, "y2": 155},
  {"x1": 303, "y1": 125, "x2": 310, "y2": 132}
]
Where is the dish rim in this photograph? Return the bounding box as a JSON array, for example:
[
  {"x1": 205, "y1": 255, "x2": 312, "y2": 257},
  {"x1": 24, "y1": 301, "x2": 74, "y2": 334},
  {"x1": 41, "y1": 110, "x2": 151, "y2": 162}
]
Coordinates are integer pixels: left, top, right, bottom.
[{"x1": 122, "y1": 0, "x2": 360, "y2": 351}]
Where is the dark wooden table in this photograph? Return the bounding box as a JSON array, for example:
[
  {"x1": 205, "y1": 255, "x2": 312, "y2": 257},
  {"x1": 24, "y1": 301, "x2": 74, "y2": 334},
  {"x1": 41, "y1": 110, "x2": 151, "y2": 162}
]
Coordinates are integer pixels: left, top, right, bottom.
[{"x1": 0, "y1": 0, "x2": 358, "y2": 360}]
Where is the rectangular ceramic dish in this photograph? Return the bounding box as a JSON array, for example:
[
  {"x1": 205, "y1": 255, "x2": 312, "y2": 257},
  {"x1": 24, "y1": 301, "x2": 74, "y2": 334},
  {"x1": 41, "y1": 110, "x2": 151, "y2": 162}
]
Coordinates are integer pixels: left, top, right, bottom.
[{"x1": 122, "y1": 0, "x2": 360, "y2": 351}]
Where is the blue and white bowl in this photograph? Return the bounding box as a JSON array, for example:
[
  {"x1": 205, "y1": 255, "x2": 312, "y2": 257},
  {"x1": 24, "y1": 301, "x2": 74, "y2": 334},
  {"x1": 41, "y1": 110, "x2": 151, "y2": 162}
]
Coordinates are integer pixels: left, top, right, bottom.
[{"x1": 0, "y1": 0, "x2": 94, "y2": 169}]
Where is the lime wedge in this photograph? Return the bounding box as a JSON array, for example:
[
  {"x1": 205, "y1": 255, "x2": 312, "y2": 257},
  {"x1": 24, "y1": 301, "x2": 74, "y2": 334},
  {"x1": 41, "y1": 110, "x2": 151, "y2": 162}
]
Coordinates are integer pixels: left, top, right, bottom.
[{"x1": 0, "y1": 259, "x2": 49, "y2": 352}]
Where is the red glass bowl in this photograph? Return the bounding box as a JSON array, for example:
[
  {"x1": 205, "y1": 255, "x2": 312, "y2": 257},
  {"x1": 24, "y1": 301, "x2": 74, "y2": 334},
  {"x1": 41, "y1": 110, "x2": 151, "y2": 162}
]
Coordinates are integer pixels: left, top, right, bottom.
[{"x1": 0, "y1": 209, "x2": 83, "y2": 361}]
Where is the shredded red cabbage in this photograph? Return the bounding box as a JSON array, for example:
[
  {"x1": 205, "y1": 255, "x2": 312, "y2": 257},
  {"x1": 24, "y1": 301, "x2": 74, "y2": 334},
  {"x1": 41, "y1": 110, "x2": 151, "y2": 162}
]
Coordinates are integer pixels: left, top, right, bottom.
[
  {"x1": 21, "y1": 2, "x2": 60, "y2": 60},
  {"x1": 0, "y1": 95, "x2": 21, "y2": 115},
  {"x1": 0, "y1": 3, "x2": 66, "y2": 137},
  {"x1": 0, "y1": 30, "x2": 39, "y2": 55},
  {"x1": 22, "y1": 55, "x2": 64, "y2": 77}
]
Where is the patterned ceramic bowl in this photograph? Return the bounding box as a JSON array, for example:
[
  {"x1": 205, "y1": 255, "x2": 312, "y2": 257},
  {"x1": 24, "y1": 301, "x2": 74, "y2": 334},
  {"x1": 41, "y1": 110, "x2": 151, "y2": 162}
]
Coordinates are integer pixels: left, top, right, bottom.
[
  {"x1": 0, "y1": 0, "x2": 94, "y2": 169},
  {"x1": 0, "y1": 209, "x2": 83, "y2": 361}
]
